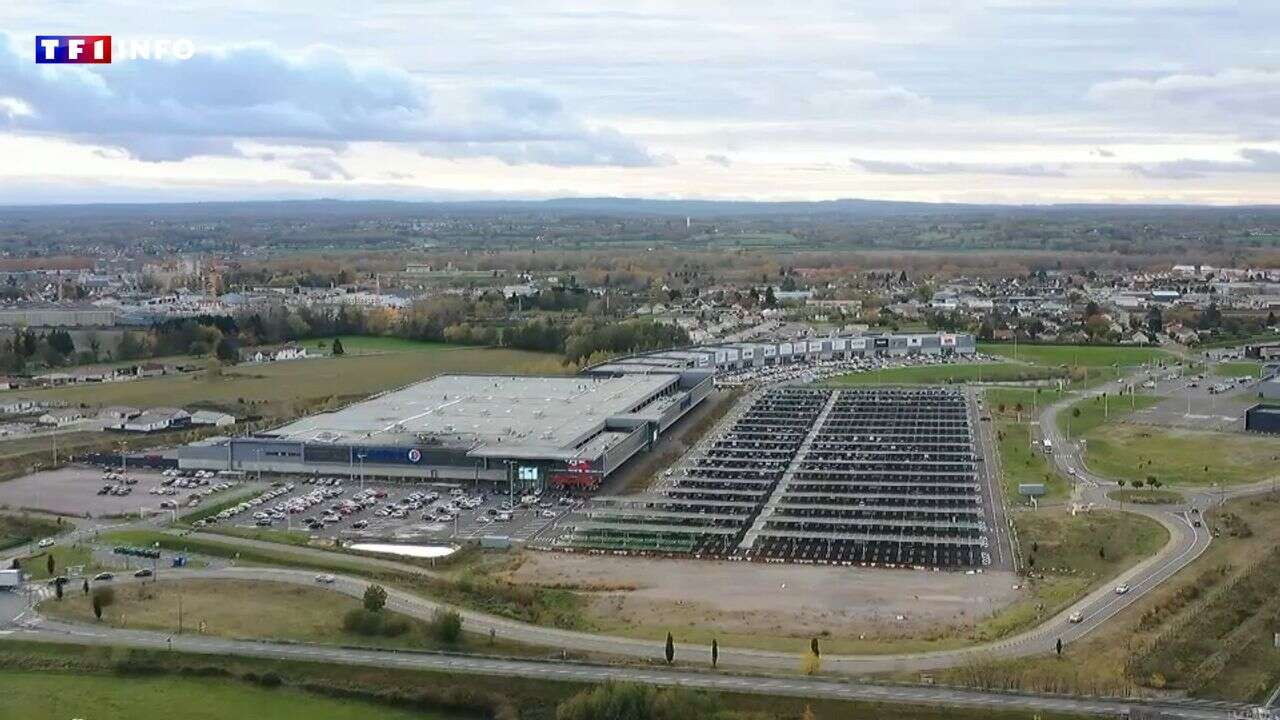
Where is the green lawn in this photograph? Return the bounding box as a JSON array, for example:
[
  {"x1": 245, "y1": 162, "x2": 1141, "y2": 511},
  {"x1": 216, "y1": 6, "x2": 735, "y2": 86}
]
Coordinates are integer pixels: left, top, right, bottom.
[
  {"x1": 1056, "y1": 392, "x2": 1163, "y2": 438},
  {"x1": 304, "y1": 335, "x2": 461, "y2": 356},
  {"x1": 980, "y1": 343, "x2": 1174, "y2": 368},
  {"x1": 994, "y1": 420, "x2": 1069, "y2": 501},
  {"x1": 0, "y1": 513, "x2": 64, "y2": 551},
  {"x1": 15, "y1": 545, "x2": 107, "y2": 580},
  {"x1": 983, "y1": 388, "x2": 1069, "y2": 501},
  {"x1": 1214, "y1": 361, "x2": 1262, "y2": 378},
  {"x1": 1085, "y1": 425, "x2": 1280, "y2": 487},
  {"x1": 0, "y1": 343, "x2": 565, "y2": 420},
  {"x1": 827, "y1": 362, "x2": 1063, "y2": 386},
  {"x1": 2, "y1": 670, "x2": 464, "y2": 720}
]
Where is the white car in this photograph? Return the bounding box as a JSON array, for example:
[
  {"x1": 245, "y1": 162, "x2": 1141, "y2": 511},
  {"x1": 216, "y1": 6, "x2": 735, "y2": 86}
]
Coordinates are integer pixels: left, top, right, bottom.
[
  {"x1": 38, "y1": 538, "x2": 55, "y2": 548},
  {"x1": 314, "y1": 574, "x2": 336, "y2": 584},
  {"x1": 1114, "y1": 584, "x2": 1130, "y2": 595},
  {"x1": 1068, "y1": 611, "x2": 1084, "y2": 623}
]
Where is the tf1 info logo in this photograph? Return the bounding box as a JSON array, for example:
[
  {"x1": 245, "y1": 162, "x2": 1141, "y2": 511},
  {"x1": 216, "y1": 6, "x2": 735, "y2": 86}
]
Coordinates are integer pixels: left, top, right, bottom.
[{"x1": 35, "y1": 35, "x2": 196, "y2": 64}]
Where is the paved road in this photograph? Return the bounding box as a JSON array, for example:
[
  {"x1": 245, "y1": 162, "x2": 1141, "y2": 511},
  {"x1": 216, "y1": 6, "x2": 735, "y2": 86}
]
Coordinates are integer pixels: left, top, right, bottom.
[{"x1": 4, "y1": 611, "x2": 1252, "y2": 720}]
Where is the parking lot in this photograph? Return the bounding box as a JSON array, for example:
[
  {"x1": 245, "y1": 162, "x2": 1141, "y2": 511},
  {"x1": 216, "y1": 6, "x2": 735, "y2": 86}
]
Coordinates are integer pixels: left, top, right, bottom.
[
  {"x1": 196, "y1": 474, "x2": 582, "y2": 545},
  {"x1": 713, "y1": 352, "x2": 994, "y2": 389},
  {"x1": 0, "y1": 465, "x2": 247, "y2": 518},
  {"x1": 1127, "y1": 371, "x2": 1263, "y2": 432}
]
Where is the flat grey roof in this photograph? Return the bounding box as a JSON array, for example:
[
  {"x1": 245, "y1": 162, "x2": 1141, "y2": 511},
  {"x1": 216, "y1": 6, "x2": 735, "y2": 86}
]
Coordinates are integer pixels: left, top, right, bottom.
[{"x1": 269, "y1": 373, "x2": 678, "y2": 460}]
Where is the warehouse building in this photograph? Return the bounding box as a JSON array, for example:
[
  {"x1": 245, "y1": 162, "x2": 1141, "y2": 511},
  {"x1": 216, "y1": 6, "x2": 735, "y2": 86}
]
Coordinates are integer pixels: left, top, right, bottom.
[
  {"x1": 586, "y1": 331, "x2": 975, "y2": 377},
  {"x1": 177, "y1": 372, "x2": 712, "y2": 488}
]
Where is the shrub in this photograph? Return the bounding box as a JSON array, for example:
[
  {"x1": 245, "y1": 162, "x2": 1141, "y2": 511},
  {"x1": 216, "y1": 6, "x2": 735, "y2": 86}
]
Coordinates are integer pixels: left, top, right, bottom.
[{"x1": 429, "y1": 608, "x2": 463, "y2": 644}]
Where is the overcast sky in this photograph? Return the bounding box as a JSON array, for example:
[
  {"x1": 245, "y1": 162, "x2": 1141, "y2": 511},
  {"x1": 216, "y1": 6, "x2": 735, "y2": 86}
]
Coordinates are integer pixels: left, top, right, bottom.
[{"x1": 1, "y1": 1, "x2": 1278, "y2": 205}]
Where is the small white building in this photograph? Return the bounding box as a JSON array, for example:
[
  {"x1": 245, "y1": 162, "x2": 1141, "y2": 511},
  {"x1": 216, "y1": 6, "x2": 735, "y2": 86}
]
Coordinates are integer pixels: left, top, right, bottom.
[
  {"x1": 0, "y1": 399, "x2": 38, "y2": 415},
  {"x1": 190, "y1": 410, "x2": 235, "y2": 427},
  {"x1": 122, "y1": 407, "x2": 191, "y2": 433},
  {"x1": 38, "y1": 408, "x2": 84, "y2": 427},
  {"x1": 242, "y1": 344, "x2": 308, "y2": 363}
]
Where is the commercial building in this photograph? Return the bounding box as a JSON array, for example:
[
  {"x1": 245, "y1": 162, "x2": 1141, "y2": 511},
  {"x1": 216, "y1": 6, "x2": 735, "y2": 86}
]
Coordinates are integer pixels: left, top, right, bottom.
[
  {"x1": 1245, "y1": 405, "x2": 1280, "y2": 435},
  {"x1": 585, "y1": 331, "x2": 975, "y2": 377},
  {"x1": 178, "y1": 372, "x2": 713, "y2": 488}
]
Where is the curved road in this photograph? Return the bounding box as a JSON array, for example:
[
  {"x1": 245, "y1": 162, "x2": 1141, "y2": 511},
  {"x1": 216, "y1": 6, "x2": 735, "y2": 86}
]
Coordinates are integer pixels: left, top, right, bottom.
[{"x1": 78, "y1": 381, "x2": 1260, "y2": 677}]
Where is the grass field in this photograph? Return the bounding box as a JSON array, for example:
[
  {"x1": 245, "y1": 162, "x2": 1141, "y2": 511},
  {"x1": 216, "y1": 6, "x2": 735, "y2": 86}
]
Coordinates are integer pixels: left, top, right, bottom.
[
  {"x1": 933, "y1": 492, "x2": 1280, "y2": 701},
  {"x1": 1056, "y1": 393, "x2": 1163, "y2": 438},
  {"x1": 0, "y1": 342, "x2": 565, "y2": 420},
  {"x1": 980, "y1": 509, "x2": 1168, "y2": 642},
  {"x1": 0, "y1": 513, "x2": 64, "y2": 551},
  {"x1": 101, "y1": 530, "x2": 588, "y2": 631},
  {"x1": 984, "y1": 388, "x2": 1069, "y2": 501},
  {"x1": 304, "y1": 335, "x2": 461, "y2": 356},
  {"x1": 40, "y1": 578, "x2": 518, "y2": 654},
  {"x1": 3, "y1": 670, "x2": 465, "y2": 720},
  {"x1": 0, "y1": 641, "x2": 1094, "y2": 720},
  {"x1": 15, "y1": 544, "x2": 119, "y2": 580},
  {"x1": 827, "y1": 362, "x2": 1063, "y2": 386},
  {"x1": 979, "y1": 343, "x2": 1175, "y2": 368},
  {"x1": 1214, "y1": 360, "x2": 1262, "y2": 378},
  {"x1": 1084, "y1": 425, "x2": 1280, "y2": 487}
]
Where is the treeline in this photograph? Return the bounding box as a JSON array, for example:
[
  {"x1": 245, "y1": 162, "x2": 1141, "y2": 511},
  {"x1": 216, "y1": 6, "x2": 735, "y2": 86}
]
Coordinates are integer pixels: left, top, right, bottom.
[
  {"x1": 0, "y1": 327, "x2": 87, "y2": 372},
  {"x1": 91, "y1": 296, "x2": 688, "y2": 368}
]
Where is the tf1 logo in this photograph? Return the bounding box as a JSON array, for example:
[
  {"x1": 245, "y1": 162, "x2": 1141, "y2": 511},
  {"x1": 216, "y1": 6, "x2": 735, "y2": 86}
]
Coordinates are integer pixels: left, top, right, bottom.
[{"x1": 35, "y1": 35, "x2": 196, "y2": 64}]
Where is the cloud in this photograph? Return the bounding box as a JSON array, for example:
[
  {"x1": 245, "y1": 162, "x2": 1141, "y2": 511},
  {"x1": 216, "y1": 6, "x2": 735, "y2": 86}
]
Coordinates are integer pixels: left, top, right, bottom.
[
  {"x1": 0, "y1": 34, "x2": 658, "y2": 168},
  {"x1": 1092, "y1": 147, "x2": 1115, "y2": 158},
  {"x1": 1125, "y1": 148, "x2": 1280, "y2": 180},
  {"x1": 1087, "y1": 68, "x2": 1280, "y2": 135},
  {"x1": 849, "y1": 157, "x2": 1067, "y2": 177},
  {"x1": 704, "y1": 153, "x2": 732, "y2": 167},
  {"x1": 288, "y1": 155, "x2": 352, "y2": 180}
]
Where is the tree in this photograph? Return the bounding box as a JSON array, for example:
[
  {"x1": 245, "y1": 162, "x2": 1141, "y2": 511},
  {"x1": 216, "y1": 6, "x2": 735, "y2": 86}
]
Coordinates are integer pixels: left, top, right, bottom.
[
  {"x1": 82, "y1": 578, "x2": 89, "y2": 595},
  {"x1": 332, "y1": 337, "x2": 345, "y2": 356},
  {"x1": 801, "y1": 649, "x2": 821, "y2": 675},
  {"x1": 711, "y1": 638, "x2": 718, "y2": 668},
  {"x1": 91, "y1": 586, "x2": 114, "y2": 622},
  {"x1": 46, "y1": 554, "x2": 54, "y2": 577},
  {"x1": 215, "y1": 336, "x2": 241, "y2": 363},
  {"x1": 811, "y1": 637, "x2": 820, "y2": 658},
  {"x1": 429, "y1": 608, "x2": 462, "y2": 644},
  {"x1": 1099, "y1": 546, "x2": 1107, "y2": 560},
  {"x1": 665, "y1": 631, "x2": 675, "y2": 664},
  {"x1": 1056, "y1": 637, "x2": 1063, "y2": 656},
  {"x1": 802, "y1": 705, "x2": 818, "y2": 720},
  {"x1": 363, "y1": 584, "x2": 387, "y2": 612},
  {"x1": 55, "y1": 580, "x2": 63, "y2": 600}
]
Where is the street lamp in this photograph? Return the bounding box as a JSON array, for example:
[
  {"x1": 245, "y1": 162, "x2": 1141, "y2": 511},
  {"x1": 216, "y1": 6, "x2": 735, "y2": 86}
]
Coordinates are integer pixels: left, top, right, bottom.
[{"x1": 356, "y1": 453, "x2": 367, "y2": 491}]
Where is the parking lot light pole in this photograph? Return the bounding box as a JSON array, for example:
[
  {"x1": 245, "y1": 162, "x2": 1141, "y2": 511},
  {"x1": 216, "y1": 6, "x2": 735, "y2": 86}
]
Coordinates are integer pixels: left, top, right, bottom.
[{"x1": 357, "y1": 453, "x2": 367, "y2": 491}]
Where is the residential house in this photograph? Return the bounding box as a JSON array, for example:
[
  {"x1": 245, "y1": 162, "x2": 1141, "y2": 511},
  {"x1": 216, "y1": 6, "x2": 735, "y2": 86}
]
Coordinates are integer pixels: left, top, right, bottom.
[
  {"x1": 121, "y1": 407, "x2": 191, "y2": 433},
  {"x1": 241, "y1": 344, "x2": 308, "y2": 363}
]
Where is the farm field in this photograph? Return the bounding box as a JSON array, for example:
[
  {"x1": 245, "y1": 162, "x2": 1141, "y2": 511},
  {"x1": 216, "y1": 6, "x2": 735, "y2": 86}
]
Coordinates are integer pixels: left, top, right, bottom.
[
  {"x1": 0, "y1": 342, "x2": 565, "y2": 420},
  {"x1": 979, "y1": 343, "x2": 1175, "y2": 368},
  {"x1": 827, "y1": 362, "x2": 1062, "y2": 386},
  {"x1": 2, "y1": 670, "x2": 465, "y2": 720}
]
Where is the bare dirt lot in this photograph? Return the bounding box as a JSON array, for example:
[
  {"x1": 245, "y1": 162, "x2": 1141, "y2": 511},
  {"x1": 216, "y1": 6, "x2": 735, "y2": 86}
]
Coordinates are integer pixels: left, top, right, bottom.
[{"x1": 507, "y1": 551, "x2": 1021, "y2": 646}]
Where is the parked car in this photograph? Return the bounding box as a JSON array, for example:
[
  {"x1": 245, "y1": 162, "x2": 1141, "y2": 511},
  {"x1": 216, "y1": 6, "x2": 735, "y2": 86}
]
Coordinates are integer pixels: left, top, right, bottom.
[
  {"x1": 1068, "y1": 611, "x2": 1084, "y2": 623},
  {"x1": 133, "y1": 568, "x2": 153, "y2": 578}
]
